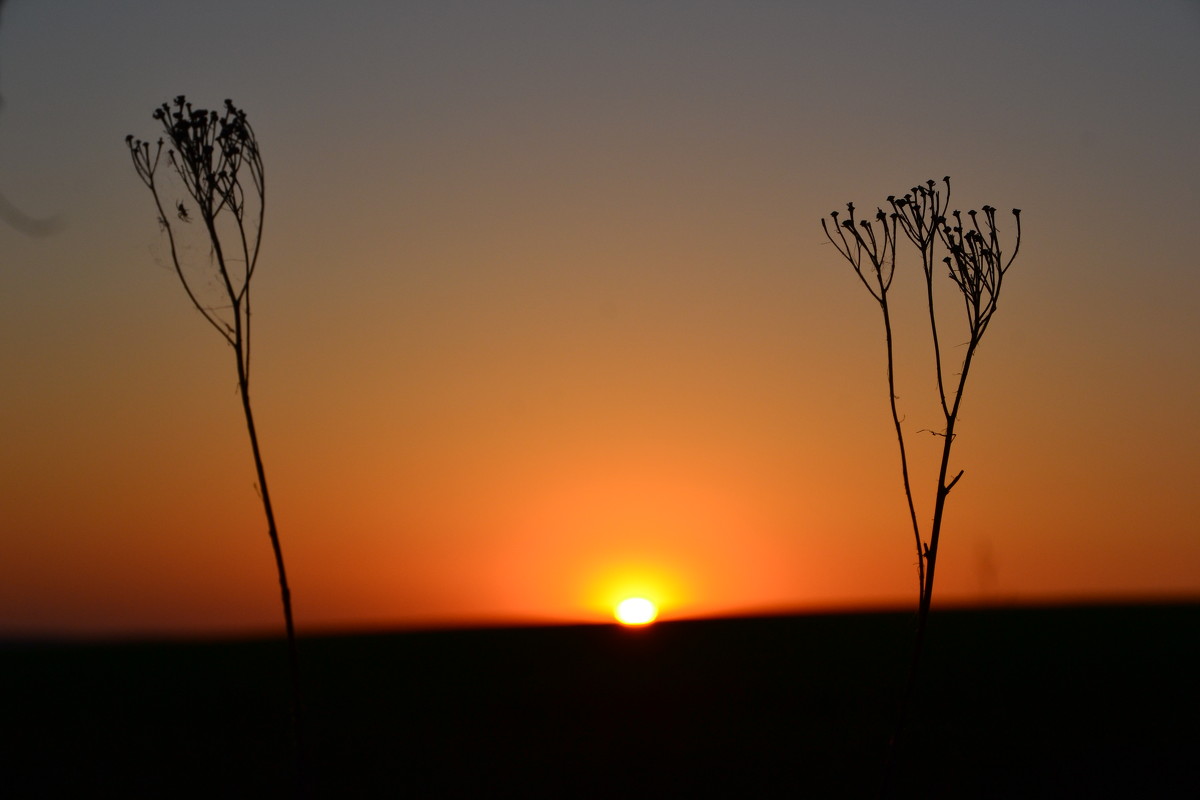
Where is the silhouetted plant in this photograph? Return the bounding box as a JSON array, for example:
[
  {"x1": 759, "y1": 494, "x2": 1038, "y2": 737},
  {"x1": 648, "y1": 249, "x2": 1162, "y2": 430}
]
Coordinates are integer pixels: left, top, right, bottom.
[
  {"x1": 126, "y1": 97, "x2": 303, "y2": 760},
  {"x1": 821, "y1": 177, "x2": 1021, "y2": 785}
]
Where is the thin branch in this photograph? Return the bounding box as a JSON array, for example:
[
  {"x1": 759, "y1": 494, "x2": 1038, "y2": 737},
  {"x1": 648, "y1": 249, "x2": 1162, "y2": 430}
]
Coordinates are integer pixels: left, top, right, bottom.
[{"x1": 821, "y1": 203, "x2": 924, "y2": 598}]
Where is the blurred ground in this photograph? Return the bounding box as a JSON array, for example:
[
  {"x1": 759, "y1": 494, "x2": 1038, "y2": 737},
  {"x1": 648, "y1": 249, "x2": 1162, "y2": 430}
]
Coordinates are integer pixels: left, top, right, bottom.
[{"x1": 4, "y1": 604, "x2": 1196, "y2": 797}]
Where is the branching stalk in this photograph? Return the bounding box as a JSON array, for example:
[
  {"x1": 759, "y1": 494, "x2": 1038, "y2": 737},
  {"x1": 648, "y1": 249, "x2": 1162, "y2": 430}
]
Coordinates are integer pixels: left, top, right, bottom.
[
  {"x1": 821, "y1": 178, "x2": 1021, "y2": 794},
  {"x1": 127, "y1": 97, "x2": 303, "y2": 781}
]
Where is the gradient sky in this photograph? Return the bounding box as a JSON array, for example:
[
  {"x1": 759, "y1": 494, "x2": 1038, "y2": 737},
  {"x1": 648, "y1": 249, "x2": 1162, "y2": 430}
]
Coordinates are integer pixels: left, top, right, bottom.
[{"x1": 1, "y1": 1, "x2": 1197, "y2": 636}]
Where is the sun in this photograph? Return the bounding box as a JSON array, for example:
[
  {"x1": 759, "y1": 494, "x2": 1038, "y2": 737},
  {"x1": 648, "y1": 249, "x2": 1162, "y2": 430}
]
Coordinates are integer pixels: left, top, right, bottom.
[{"x1": 614, "y1": 597, "x2": 658, "y2": 626}]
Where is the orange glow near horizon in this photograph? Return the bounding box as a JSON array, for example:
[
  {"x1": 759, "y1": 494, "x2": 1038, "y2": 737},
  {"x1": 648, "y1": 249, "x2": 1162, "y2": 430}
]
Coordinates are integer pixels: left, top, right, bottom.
[
  {"x1": 476, "y1": 448, "x2": 817, "y2": 627},
  {"x1": 588, "y1": 562, "x2": 678, "y2": 622}
]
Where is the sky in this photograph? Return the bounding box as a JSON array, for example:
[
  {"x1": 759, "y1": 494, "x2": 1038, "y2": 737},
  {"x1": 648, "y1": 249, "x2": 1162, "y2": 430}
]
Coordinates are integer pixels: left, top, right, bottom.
[{"x1": 1, "y1": 0, "x2": 1197, "y2": 637}]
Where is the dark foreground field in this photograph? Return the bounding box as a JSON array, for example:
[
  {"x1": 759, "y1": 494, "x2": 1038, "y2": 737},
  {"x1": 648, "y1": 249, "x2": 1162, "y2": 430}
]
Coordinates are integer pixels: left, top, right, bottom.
[{"x1": 3, "y1": 603, "x2": 1196, "y2": 797}]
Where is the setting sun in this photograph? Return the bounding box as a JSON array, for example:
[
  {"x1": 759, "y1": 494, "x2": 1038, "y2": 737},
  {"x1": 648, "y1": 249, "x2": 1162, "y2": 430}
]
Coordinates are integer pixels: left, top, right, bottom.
[{"x1": 614, "y1": 597, "x2": 658, "y2": 626}]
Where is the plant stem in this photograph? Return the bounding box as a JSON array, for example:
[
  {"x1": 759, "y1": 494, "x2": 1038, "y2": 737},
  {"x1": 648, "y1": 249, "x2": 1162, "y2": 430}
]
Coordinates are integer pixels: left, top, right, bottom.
[{"x1": 236, "y1": 348, "x2": 305, "y2": 771}]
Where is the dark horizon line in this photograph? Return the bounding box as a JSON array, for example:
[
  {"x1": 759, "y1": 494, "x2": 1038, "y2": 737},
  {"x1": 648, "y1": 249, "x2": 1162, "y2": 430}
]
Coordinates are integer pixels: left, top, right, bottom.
[{"x1": 4, "y1": 591, "x2": 1197, "y2": 646}]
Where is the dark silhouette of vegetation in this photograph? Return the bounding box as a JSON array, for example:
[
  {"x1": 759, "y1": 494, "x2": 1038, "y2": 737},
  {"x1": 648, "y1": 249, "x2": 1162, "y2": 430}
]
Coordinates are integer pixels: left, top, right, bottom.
[
  {"x1": 126, "y1": 97, "x2": 303, "y2": 771},
  {"x1": 820, "y1": 177, "x2": 1021, "y2": 789}
]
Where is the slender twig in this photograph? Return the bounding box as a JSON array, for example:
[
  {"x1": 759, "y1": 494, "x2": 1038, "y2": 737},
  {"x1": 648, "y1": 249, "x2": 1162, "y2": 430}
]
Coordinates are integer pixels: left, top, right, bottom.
[
  {"x1": 891, "y1": 179, "x2": 951, "y2": 417},
  {"x1": 823, "y1": 205, "x2": 926, "y2": 598}
]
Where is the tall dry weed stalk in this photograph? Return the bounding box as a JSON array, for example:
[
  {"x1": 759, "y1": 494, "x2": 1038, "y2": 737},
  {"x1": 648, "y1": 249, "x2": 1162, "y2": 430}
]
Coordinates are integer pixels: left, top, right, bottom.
[
  {"x1": 821, "y1": 177, "x2": 1021, "y2": 788},
  {"x1": 126, "y1": 97, "x2": 303, "y2": 771}
]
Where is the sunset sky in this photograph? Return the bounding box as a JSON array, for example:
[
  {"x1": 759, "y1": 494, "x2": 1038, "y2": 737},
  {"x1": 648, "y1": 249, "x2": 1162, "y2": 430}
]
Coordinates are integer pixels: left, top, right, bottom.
[{"x1": 1, "y1": 1, "x2": 1197, "y2": 637}]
